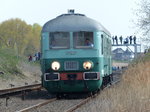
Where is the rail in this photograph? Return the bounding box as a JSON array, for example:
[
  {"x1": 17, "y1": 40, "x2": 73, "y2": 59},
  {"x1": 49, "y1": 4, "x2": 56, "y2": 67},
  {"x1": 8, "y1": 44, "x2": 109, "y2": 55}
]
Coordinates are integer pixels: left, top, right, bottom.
[
  {"x1": 0, "y1": 83, "x2": 41, "y2": 96},
  {"x1": 2, "y1": 70, "x2": 122, "y2": 111},
  {"x1": 65, "y1": 79, "x2": 121, "y2": 112},
  {"x1": 17, "y1": 98, "x2": 57, "y2": 112}
]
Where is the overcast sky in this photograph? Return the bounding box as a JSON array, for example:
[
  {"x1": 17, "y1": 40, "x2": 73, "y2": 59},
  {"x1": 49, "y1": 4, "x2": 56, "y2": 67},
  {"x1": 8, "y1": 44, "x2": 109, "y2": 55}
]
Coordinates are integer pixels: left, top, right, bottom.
[{"x1": 0, "y1": 0, "x2": 139, "y2": 38}]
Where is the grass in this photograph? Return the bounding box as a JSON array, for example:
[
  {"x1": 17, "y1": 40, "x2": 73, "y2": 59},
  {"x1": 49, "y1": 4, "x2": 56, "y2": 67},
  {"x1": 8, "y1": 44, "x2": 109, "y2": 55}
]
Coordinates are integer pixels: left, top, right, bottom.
[
  {"x1": 109, "y1": 61, "x2": 150, "y2": 112},
  {"x1": 0, "y1": 48, "x2": 20, "y2": 78},
  {"x1": 78, "y1": 54, "x2": 150, "y2": 112},
  {"x1": 0, "y1": 48, "x2": 41, "y2": 89},
  {"x1": 130, "y1": 52, "x2": 150, "y2": 65},
  {"x1": 0, "y1": 48, "x2": 40, "y2": 79}
]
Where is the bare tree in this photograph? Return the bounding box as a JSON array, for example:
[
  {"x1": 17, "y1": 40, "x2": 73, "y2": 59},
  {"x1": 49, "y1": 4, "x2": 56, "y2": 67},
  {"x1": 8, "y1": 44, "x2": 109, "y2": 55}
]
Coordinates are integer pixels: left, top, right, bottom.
[{"x1": 136, "y1": 0, "x2": 150, "y2": 40}]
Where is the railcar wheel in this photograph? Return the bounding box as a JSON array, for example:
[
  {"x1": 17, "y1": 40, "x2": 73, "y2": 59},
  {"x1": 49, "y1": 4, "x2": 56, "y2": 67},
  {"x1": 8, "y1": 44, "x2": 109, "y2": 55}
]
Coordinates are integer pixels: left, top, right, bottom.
[
  {"x1": 92, "y1": 91, "x2": 97, "y2": 96},
  {"x1": 109, "y1": 74, "x2": 113, "y2": 85},
  {"x1": 56, "y1": 93, "x2": 63, "y2": 99}
]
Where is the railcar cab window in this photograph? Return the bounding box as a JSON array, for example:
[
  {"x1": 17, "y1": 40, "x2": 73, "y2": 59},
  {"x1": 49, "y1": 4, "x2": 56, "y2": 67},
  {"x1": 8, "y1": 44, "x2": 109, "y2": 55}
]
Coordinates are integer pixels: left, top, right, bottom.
[
  {"x1": 49, "y1": 32, "x2": 70, "y2": 49},
  {"x1": 73, "y1": 32, "x2": 94, "y2": 48}
]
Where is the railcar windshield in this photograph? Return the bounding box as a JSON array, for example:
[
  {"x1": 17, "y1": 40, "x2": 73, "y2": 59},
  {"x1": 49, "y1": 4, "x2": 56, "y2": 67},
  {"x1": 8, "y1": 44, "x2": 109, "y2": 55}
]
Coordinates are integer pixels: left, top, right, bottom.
[
  {"x1": 73, "y1": 32, "x2": 94, "y2": 48},
  {"x1": 49, "y1": 32, "x2": 70, "y2": 49}
]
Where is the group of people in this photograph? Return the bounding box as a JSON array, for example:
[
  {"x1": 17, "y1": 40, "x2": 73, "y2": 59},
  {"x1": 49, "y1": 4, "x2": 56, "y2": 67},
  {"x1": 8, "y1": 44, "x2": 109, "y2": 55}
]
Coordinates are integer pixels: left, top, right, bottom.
[
  {"x1": 28, "y1": 52, "x2": 41, "y2": 62},
  {"x1": 112, "y1": 35, "x2": 137, "y2": 45}
]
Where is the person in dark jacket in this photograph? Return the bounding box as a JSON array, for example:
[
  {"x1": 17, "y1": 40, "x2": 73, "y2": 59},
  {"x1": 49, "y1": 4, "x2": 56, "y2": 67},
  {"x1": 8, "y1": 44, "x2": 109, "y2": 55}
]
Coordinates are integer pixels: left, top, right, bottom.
[
  {"x1": 115, "y1": 35, "x2": 118, "y2": 45},
  {"x1": 129, "y1": 36, "x2": 132, "y2": 44},
  {"x1": 28, "y1": 55, "x2": 32, "y2": 62},
  {"x1": 133, "y1": 36, "x2": 136, "y2": 44},
  {"x1": 119, "y1": 36, "x2": 123, "y2": 44}
]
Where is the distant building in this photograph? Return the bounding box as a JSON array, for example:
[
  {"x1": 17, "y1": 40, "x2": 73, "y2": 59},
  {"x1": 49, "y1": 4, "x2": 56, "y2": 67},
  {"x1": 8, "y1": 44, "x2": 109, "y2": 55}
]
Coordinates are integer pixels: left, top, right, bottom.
[
  {"x1": 112, "y1": 48, "x2": 134, "y2": 61},
  {"x1": 123, "y1": 49, "x2": 134, "y2": 60},
  {"x1": 112, "y1": 48, "x2": 124, "y2": 60}
]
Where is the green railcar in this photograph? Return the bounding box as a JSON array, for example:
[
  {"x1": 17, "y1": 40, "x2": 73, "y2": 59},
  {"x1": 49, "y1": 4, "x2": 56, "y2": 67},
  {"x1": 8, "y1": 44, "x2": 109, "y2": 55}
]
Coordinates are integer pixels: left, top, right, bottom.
[{"x1": 41, "y1": 10, "x2": 112, "y2": 93}]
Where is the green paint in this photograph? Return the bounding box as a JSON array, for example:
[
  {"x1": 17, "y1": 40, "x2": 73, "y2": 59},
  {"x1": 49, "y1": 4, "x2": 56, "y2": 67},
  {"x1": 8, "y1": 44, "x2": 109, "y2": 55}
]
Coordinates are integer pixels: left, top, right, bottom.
[
  {"x1": 41, "y1": 31, "x2": 112, "y2": 93},
  {"x1": 44, "y1": 80, "x2": 102, "y2": 93},
  {"x1": 41, "y1": 57, "x2": 101, "y2": 73}
]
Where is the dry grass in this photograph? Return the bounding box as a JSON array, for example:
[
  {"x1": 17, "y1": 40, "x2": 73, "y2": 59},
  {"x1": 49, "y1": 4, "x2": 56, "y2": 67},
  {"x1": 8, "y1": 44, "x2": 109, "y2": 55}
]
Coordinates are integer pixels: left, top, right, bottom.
[
  {"x1": 118, "y1": 61, "x2": 150, "y2": 112},
  {"x1": 104, "y1": 60, "x2": 150, "y2": 112},
  {"x1": 77, "y1": 60, "x2": 150, "y2": 112}
]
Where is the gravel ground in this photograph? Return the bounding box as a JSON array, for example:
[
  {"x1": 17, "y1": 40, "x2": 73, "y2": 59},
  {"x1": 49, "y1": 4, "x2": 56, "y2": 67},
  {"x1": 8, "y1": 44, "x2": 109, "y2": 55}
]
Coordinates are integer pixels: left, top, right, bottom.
[
  {"x1": 30, "y1": 99, "x2": 82, "y2": 112},
  {"x1": 0, "y1": 90, "x2": 52, "y2": 112},
  {"x1": 74, "y1": 96, "x2": 107, "y2": 112},
  {"x1": 74, "y1": 72, "x2": 123, "y2": 112},
  {"x1": 0, "y1": 62, "x2": 123, "y2": 112},
  {"x1": 0, "y1": 74, "x2": 122, "y2": 112},
  {"x1": 28, "y1": 73, "x2": 121, "y2": 112},
  {"x1": 0, "y1": 90, "x2": 85, "y2": 112}
]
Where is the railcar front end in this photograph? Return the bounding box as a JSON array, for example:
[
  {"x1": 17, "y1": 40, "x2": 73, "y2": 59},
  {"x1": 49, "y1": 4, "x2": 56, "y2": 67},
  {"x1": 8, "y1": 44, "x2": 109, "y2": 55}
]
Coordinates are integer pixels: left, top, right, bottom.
[{"x1": 41, "y1": 10, "x2": 112, "y2": 93}]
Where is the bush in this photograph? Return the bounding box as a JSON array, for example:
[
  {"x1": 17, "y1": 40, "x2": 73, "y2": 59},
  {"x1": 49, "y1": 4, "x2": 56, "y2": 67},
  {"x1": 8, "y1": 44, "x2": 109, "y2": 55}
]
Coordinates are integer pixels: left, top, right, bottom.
[{"x1": 0, "y1": 48, "x2": 22, "y2": 76}]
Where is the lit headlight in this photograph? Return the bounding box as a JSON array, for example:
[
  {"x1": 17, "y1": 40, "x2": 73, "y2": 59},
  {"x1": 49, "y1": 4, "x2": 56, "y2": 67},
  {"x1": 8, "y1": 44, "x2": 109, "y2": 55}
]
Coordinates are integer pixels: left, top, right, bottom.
[
  {"x1": 51, "y1": 61, "x2": 60, "y2": 70},
  {"x1": 83, "y1": 61, "x2": 93, "y2": 70}
]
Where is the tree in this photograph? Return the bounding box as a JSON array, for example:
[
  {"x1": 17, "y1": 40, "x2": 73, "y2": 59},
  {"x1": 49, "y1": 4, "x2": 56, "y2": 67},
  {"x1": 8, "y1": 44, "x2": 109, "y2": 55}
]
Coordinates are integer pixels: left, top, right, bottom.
[
  {"x1": 24, "y1": 23, "x2": 42, "y2": 56},
  {"x1": 31, "y1": 23, "x2": 41, "y2": 51},
  {"x1": 135, "y1": 0, "x2": 150, "y2": 41},
  {"x1": 0, "y1": 18, "x2": 41, "y2": 55}
]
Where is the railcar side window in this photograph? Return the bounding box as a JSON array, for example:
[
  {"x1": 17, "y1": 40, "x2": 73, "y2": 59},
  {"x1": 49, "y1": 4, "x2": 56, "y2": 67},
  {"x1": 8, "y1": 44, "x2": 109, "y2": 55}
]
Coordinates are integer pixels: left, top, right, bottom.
[
  {"x1": 101, "y1": 34, "x2": 104, "y2": 55},
  {"x1": 49, "y1": 32, "x2": 70, "y2": 49},
  {"x1": 73, "y1": 32, "x2": 94, "y2": 48}
]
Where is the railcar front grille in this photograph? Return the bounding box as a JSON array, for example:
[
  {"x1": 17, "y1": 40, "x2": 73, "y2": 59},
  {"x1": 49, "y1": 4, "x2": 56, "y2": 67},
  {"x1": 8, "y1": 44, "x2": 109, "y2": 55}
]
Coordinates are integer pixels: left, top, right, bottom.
[{"x1": 64, "y1": 61, "x2": 79, "y2": 70}]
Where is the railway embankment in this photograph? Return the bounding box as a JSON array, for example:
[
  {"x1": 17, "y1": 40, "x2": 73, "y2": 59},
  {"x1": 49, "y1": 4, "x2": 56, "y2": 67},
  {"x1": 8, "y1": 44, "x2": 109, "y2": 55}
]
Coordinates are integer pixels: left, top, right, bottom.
[
  {"x1": 0, "y1": 48, "x2": 41, "y2": 89},
  {"x1": 75, "y1": 53, "x2": 150, "y2": 112}
]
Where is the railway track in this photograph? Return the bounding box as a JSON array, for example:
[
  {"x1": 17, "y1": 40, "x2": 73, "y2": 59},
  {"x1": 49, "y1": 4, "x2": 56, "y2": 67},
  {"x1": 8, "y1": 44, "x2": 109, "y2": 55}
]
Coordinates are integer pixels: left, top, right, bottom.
[
  {"x1": 17, "y1": 98, "x2": 57, "y2": 112},
  {"x1": 0, "y1": 70, "x2": 122, "y2": 112},
  {"x1": 15, "y1": 75, "x2": 121, "y2": 112},
  {"x1": 64, "y1": 79, "x2": 121, "y2": 112},
  {"x1": 0, "y1": 83, "x2": 42, "y2": 97},
  {"x1": 0, "y1": 85, "x2": 51, "y2": 112}
]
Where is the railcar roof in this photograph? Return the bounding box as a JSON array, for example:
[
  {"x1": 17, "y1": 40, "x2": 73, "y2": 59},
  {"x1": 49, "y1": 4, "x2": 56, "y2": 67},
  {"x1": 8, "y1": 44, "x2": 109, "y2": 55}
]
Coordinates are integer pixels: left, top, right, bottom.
[{"x1": 42, "y1": 13, "x2": 111, "y2": 35}]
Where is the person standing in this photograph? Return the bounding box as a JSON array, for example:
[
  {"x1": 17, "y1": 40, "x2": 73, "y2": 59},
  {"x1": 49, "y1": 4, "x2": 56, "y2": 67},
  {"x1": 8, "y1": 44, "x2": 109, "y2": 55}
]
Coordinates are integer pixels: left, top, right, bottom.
[
  {"x1": 28, "y1": 55, "x2": 32, "y2": 62},
  {"x1": 133, "y1": 36, "x2": 136, "y2": 44},
  {"x1": 37, "y1": 52, "x2": 41, "y2": 60},
  {"x1": 119, "y1": 36, "x2": 123, "y2": 44},
  {"x1": 115, "y1": 35, "x2": 118, "y2": 45},
  {"x1": 129, "y1": 36, "x2": 132, "y2": 44},
  {"x1": 33, "y1": 56, "x2": 36, "y2": 62}
]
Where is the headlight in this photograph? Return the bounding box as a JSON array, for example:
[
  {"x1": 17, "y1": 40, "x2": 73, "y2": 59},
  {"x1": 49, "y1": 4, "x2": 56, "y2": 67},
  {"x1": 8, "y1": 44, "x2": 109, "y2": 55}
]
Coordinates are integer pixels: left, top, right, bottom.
[
  {"x1": 51, "y1": 61, "x2": 60, "y2": 70},
  {"x1": 83, "y1": 61, "x2": 93, "y2": 70}
]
